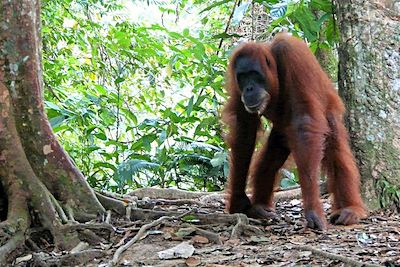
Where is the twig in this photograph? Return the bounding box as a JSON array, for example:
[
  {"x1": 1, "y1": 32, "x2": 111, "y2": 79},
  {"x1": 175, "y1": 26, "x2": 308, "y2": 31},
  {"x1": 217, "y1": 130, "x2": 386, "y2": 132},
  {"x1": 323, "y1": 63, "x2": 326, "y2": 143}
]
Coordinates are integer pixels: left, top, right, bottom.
[
  {"x1": 105, "y1": 210, "x2": 112, "y2": 224},
  {"x1": 231, "y1": 213, "x2": 263, "y2": 239},
  {"x1": 149, "y1": 198, "x2": 204, "y2": 206},
  {"x1": 293, "y1": 245, "x2": 382, "y2": 267},
  {"x1": 217, "y1": 0, "x2": 240, "y2": 55},
  {"x1": 114, "y1": 229, "x2": 133, "y2": 248},
  {"x1": 108, "y1": 210, "x2": 192, "y2": 266}
]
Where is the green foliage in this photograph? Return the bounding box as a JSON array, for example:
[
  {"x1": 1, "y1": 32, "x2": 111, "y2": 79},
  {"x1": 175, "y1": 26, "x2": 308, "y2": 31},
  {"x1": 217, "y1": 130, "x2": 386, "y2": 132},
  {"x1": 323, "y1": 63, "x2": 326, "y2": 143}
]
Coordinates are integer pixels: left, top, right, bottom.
[
  {"x1": 266, "y1": 0, "x2": 338, "y2": 54},
  {"x1": 42, "y1": 0, "x2": 337, "y2": 193},
  {"x1": 42, "y1": 0, "x2": 229, "y2": 193},
  {"x1": 377, "y1": 180, "x2": 400, "y2": 208}
]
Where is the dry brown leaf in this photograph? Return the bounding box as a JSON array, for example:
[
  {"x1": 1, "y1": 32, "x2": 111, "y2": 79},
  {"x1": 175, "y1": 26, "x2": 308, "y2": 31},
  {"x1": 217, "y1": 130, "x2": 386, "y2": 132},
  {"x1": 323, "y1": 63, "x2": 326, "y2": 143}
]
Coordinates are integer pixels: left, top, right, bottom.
[
  {"x1": 186, "y1": 256, "x2": 201, "y2": 266},
  {"x1": 192, "y1": 235, "x2": 209, "y2": 244}
]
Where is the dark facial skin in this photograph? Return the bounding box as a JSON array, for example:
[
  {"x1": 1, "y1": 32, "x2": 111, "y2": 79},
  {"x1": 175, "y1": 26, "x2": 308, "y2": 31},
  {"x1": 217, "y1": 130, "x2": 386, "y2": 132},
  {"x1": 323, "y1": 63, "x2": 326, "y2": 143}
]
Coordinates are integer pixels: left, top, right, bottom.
[{"x1": 234, "y1": 55, "x2": 270, "y2": 114}]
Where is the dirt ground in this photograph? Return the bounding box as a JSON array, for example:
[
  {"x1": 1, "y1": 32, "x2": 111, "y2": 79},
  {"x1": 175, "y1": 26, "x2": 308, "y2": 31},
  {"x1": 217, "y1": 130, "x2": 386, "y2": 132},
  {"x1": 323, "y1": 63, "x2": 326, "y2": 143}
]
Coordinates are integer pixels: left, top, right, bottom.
[{"x1": 10, "y1": 191, "x2": 400, "y2": 267}]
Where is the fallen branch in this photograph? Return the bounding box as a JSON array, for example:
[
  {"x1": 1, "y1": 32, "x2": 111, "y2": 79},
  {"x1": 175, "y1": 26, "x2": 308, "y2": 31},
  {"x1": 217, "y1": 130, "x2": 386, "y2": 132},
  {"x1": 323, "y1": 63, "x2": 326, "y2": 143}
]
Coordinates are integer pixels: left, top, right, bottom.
[
  {"x1": 293, "y1": 245, "x2": 381, "y2": 267},
  {"x1": 108, "y1": 210, "x2": 192, "y2": 266},
  {"x1": 127, "y1": 188, "x2": 213, "y2": 200},
  {"x1": 126, "y1": 182, "x2": 327, "y2": 204}
]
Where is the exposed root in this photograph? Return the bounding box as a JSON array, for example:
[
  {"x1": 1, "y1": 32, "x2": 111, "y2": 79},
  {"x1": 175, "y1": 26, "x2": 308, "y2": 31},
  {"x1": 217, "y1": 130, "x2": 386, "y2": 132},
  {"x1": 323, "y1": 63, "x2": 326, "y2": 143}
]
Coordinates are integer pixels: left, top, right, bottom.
[
  {"x1": 80, "y1": 229, "x2": 107, "y2": 245},
  {"x1": 0, "y1": 232, "x2": 26, "y2": 263},
  {"x1": 26, "y1": 238, "x2": 41, "y2": 252},
  {"x1": 65, "y1": 204, "x2": 77, "y2": 222},
  {"x1": 32, "y1": 249, "x2": 106, "y2": 266},
  {"x1": 126, "y1": 203, "x2": 133, "y2": 220},
  {"x1": 105, "y1": 210, "x2": 112, "y2": 224},
  {"x1": 108, "y1": 210, "x2": 192, "y2": 266},
  {"x1": 114, "y1": 229, "x2": 135, "y2": 248},
  {"x1": 293, "y1": 244, "x2": 381, "y2": 267},
  {"x1": 49, "y1": 194, "x2": 68, "y2": 224},
  {"x1": 131, "y1": 207, "x2": 244, "y2": 224},
  {"x1": 61, "y1": 222, "x2": 114, "y2": 233},
  {"x1": 71, "y1": 241, "x2": 89, "y2": 253},
  {"x1": 98, "y1": 191, "x2": 126, "y2": 202},
  {"x1": 96, "y1": 192, "x2": 127, "y2": 215},
  {"x1": 230, "y1": 214, "x2": 263, "y2": 239}
]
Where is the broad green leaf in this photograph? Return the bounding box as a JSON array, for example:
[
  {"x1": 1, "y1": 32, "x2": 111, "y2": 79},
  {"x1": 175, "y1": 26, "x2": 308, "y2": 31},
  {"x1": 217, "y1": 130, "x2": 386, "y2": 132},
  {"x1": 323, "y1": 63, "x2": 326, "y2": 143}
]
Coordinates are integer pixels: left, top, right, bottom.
[
  {"x1": 94, "y1": 132, "x2": 107, "y2": 140},
  {"x1": 49, "y1": 115, "x2": 66, "y2": 129},
  {"x1": 186, "y1": 96, "x2": 194, "y2": 117},
  {"x1": 310, "y1": 0, "x2": 333, "y2": 13}
]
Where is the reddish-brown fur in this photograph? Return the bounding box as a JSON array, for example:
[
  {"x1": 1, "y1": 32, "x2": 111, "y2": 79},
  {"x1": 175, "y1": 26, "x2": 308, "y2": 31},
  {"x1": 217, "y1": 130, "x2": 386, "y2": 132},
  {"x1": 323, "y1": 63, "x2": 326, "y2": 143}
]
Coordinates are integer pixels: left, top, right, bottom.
[{"x1": 222, "y1": 33, "x2": 367, "y2": 230}]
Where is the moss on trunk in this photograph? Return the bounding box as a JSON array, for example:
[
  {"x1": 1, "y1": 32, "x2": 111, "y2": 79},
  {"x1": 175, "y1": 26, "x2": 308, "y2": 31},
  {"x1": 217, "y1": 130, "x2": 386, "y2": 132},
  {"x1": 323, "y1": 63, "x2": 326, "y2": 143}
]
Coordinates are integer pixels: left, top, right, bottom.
[
  {"x1": 0, "y1": 0, "x2": 106, "y2": 262},
  {"x1": 337, "y1": 1, "x2": 400, "y2": 210}
]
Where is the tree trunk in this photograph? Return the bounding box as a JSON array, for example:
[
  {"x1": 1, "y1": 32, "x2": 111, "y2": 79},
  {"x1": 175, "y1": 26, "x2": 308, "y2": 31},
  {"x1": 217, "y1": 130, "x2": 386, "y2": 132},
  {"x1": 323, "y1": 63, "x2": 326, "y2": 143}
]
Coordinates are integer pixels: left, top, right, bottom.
[
  {"x1": 0, "y1": 0, "x2": 106, "y2": 262},
  {"x1": 337, "y1": 0, "x2": 400, "y2": 210}
]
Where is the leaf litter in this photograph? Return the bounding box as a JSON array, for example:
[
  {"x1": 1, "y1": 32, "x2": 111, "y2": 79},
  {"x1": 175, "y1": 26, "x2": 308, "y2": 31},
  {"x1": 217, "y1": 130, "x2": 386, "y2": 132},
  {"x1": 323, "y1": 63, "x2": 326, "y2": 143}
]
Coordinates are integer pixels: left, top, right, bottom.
[{"x1": 12, "y1": 190, "x2": 399, "y2": 267}]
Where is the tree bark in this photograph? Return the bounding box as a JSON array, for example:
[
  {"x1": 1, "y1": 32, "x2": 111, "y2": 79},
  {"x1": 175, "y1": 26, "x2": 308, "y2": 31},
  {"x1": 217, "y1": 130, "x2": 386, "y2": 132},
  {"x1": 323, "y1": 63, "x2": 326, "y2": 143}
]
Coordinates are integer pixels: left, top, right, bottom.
[
  {"x1": 0, "y1": 0, "x2": 106, "y2": 262},
  {"x1": 337, "y1": 0, "x2": 400, "y2": 209}
]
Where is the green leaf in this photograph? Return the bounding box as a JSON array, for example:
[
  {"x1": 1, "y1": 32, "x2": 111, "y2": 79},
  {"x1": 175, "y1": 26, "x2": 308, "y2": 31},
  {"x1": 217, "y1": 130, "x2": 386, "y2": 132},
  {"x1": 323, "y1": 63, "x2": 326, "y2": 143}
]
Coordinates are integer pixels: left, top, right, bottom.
[
  {"x1": 159, "y1": 130, "x2": 167, "y2": 144},
  {"x1": 210, "y1": 151, "x2": 227, "y2": 167},
  {"x1": 49, "y1": 115, "x2": 66, "y2": 129},
  {"x1": 45, "y1": 101, "x2": 62, "y2": 111},
  {"x1": 310, "y1": 0, "x2": 333, "y2": 13},
  {"x1": 212, "y1": 32, "x2": 241, "y2": 39},
  {"x1": 186, "y1": 96, "x2": 194, "y2": 117},
  {"x1": 181, "y1": 214, "x2": 200, "y2": 223},
  {"x1": 115, "y1": 77, "x2": 125, "y2": 84},
  {"x1": 94, "y1": 84, "x2": 107, "y2": 95},
  {"x1": 94, "y1": 132, "x2": 107, "y2": 140},
  {"x1": 116, "y1": 159, "x2": 160, "y2": 183},
  {"x1": 293, "y1": 6, "x2": 319, "y2": 41},
  {"x1": 94, "y1": 162, "x2": 117, "y2": 172},
  {"x1": 325, "y1": 17, "x2": 338, "y2": 44}
]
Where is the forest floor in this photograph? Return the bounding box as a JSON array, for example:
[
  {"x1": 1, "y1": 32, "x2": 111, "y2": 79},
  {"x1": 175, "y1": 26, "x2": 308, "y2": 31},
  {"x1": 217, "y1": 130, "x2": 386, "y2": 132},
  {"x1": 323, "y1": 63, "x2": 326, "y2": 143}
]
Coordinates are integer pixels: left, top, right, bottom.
[{"x1": 10, "y1": 188, "x2": 400, "y2": 267}]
